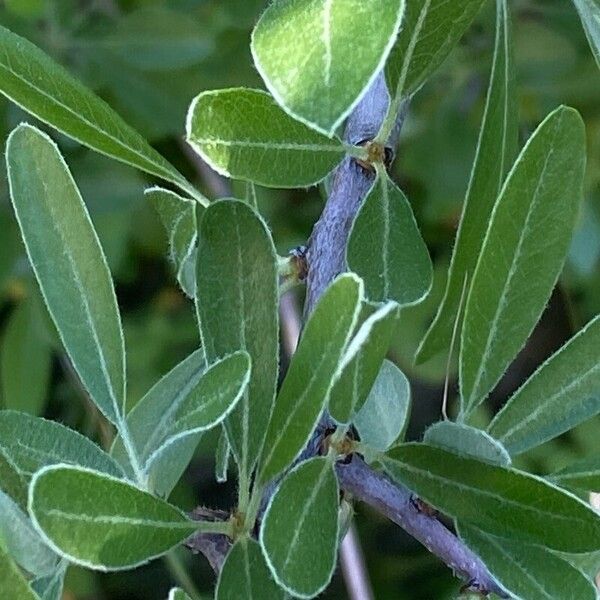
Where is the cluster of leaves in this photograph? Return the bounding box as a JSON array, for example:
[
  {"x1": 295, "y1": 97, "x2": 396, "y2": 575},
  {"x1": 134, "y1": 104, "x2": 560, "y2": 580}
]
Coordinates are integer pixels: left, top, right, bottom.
[{"x1": 0, "y1": 0, "x2": 600, "y2": 599}]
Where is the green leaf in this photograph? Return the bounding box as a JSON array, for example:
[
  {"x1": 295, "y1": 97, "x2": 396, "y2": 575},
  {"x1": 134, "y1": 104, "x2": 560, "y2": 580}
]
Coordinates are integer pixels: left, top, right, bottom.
[
  {"x1": 347, "y1": 171, "x2": 432, "y2": 305},
  {"x1": 258, "y1": 274, "x2": 362, "y2": 484},
  {"x1": 89, "y1": 7, "x2": 213, "y2": 72},
  {"x1": 215, "y1": 428, "x2": 231, "y2": 484},
  {"x1": 186, "y1": 88, "x2": 346, "y2": 188},
  {"x1": 0, "y1": 489, "x2": 58, "y2": 577},
  {"x1": 550, "y1": 455, "x2": 600, "y2": 492},
  {"x1": 353, "y1": 359, "x2": 411, "y2": 452},
  {"x1": 216, "y1": 538, "x2": 286, "y2": 600},
  {"x1": 168, "y1": 589, "x2": 192, "y2": 600},
  {"x1": 251, "y1": 0, "x2": 405, "y2": 135},
  {"x1": 1, "y1": 297, "x2": 52, "y2": 415},
  {"x1": 0, "y1": 25, "x2": 200, "y2": 201},
  {"x1": 488, "y1": 315, "x2": 600, "y2": 455},
  {"x1": 6, "y1": 124, "x2": 125, "y2": 426},
  {"x1": 458, "y1": 523, "x2": 597, "y2": 600},
  {"x1": 0, "y1": 411, "x2": 124, "y2": 482},
  {"x1": 0, "y1": 443, "x2": 29, "y2": 509},
  {"x1": 460, "y1": 106, "x2": 586, "y2": 415},
  {"x1": 196, "y1": 199, "x2": 279, "y2": 482},
  {"x1": 329, "y1": 302, "x2": 400, "y2": 423},
  {"x1": 423, "y1": 421, "x2": 511, "y2": 466},
  {"x1": 146, "y1": 187, "x2": 203, "y2": 298},
  {"x1": 385, "y1": 0, "x2": 487, "y2": 100},
  {"x1": 31, "y1": 562, "x2": 67, "y2": 600},
  {"x1": 260, "y1": 458, "x2": 339, "y2": 598},
  {"x1": 572, "y1": 0, "x2": 600, "y2": 70},
  {"x1": 28, "y1": 465, "x2": 198, "y2": 570},
  {"x1": 416, "y1": 0, "x2": 518, "y2": 364},
  {"x1": 0, "y1": 546, "x2": 38, "y2": 600},
  {"x1": 382, "y1": 443, "x2": 600, "y2": 552}
]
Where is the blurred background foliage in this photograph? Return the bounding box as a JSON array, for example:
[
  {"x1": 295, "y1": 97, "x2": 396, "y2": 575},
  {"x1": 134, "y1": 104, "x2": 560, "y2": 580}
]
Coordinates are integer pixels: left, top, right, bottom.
[{"x1": 0, "y1": 0, "x2": 598, "y2": 598}]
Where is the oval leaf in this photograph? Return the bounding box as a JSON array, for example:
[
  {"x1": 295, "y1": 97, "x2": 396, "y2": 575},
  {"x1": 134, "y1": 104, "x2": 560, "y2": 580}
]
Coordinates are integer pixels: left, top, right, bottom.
[
  {"x1": 458, "y1": 523, "x2": 597, "y2": 600},
  {"x1": 261, "y1": 458, "x2": 339, "y2": 598},
  {"x1": 217, "y1": 538, "x2": 286, "y2": 600},
  {"x1": 0, "y1": 25, "x2": 199, "y2": 200},
  {"x1": 382, "y1": 443, "x2": 600, "y2": 552},
  {"x1": 258, "y1": 274, "x2": 362, "y2": 484},
  {"x1": 186, "y1": 88, "x2": 345, "y2": 188},
  {"x1": 460, "y1": 106, "x2": 587, "y2": 415},
  {"x1": 347, "y1": 171, "x2": 432, "y2": 305},
  {"x1": 488, "y1": 314, "x2": 600, "y2": 455},
  {"x1": 6, "y1": 124, "x2": 125, "y2": 426},
  {"x1": 196, "y1": 199, "x2": 279, "y2": 481},
  {"x1": 251, "y1": 0, "x2": 405, "y2": 135},
  {"x1": 416, "y1": 0, "x2": 518, "y2": 363},
  {"x1": 28, "y1": 465, "x2": 198, "y2": 570}
]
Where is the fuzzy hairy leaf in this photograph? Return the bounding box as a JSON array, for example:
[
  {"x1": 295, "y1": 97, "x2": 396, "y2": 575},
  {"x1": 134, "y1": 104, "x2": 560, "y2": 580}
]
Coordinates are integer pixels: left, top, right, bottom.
[
  {"x1": 573, "y1": 0, "x2": 600, "y2": 69},
  {"x1": 251, "y1": 0, "x2": 405, "y2": 135},
  {"x1": 261, "y1": 458, "x2": 339, "y2": 598},
  {"x1": 186, "y1": 88, "x2": 345, "y2": 188},
  {"x1": 347, "y1": 172, "x2": 432, "y2": 305},
  {"x1": 6, "y1": 124, "x2": 125, "y2": 426},
  {"x1": 258, "y1": 274, "x2": 362, "y2": 484},
  {"x1": 460, "y1": 107, "x2": 586, "y2": 415},
  {"x1": 551, "y1": 455, "x2": 600, "y2": 492},
  {"x1": 31, "y1": 563, "x2": 67, "y2": 600},
  {"x1": 28, "y1": 465, "x2": 198, "y2": 570},
  {"x1": 416, "y1": 0, "x2": 518, "y2": 363},
  {"x1": 0, "y1": 546, "x2": 38, "y2": 600},
  {"x1": 488, "y1": 314, "x2": 600, "y2": 455},
  {"x1": 196, "y1": 200, "x2": 279, "y2": 481},
  {"x1": 382, "y1": 443, "x2": 600, "y2": 552}
]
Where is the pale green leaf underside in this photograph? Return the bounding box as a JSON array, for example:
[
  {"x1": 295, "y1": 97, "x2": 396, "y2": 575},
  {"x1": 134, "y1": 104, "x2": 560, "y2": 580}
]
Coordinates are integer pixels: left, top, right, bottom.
[
  {"x1": 572, "y1": 0, "x2": 600, "y2": 69},
  {"x1": 416, "y1": 0, "x2": 518, "y2": 364},
  {"x1": 353, "y1": 359, "x2": 411, "y2": 452},
  {"x1": 32, "y1": 562, "x2": 67, "y2": 600},
  {"x1": 383, "y1": 443, "x2": 600, "y2": 552},
  {"x1": 252, "y1": 0, "x2": 405, "y2": 135},
  {"x1": 551, "y1": 454, "x2": 600, "y2": 492},
  {"x1": 385, "y1": 0, "x2": 487, "y2": 100},
  {"x1": 215, "y1": 428, "x2": 231, "y2": 484},
  {"x1": 488, "y1": 314, "x2": 600, "y2": 455},
  {"x1": 28, "y1": 465, "x2": 197, "y2": 571},
  {"x1": 6, "y1": 124, "x2": 126, "y2": 426},
  {"x1": 423, "y1": 421, "x2": 511, "y2": 466},
  {"x1": 261, "y1": 458, "x2": 339, "y2": 598},
  {"x1": 458, "y1": 523, "x2": 597, "y2": 600},
  {"x1": 258, "y1": 274, "x2": 362, "y2": 484},
  {"x1": 329, "y1": 302, "x2": 400, "y2": 423},
  {"x1": 460, "y1": 106, "x2": 586, "y2": 415},
  {"x1": 0, "y1": 546, "x2": 38, "y2": 600},
  {"x1": 196, "y1": 199, "x2": 279, "y2": 480},
  {"x1": 347, "y1": 172, "x2": 432, "y2": 305},
  {"x1": 187, "y1": 88, "x2": 345, "y2": 188},
  {"x1": 0, "y1": 25, "x2": 198, "y2": 200},
  {"x1": 217, "y1": 538, "x2": 286, "y2": 600}
]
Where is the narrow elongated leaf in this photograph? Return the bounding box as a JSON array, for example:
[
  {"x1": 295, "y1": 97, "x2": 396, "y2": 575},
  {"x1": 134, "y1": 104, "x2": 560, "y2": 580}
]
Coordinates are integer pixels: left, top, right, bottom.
[
  {"x1": 488, "y1": 315, "x2": 600, "y2": 455},
  {"x1": 196, "y1": 200, "x2": 279, "y2": 482},
  {"x1": 32, "y1": 562, "x2": 67, "y2": 600},
  {"x1": 6, "y1": 124, "x2": 125, "y2": 426},
  {"x1": 347, "y1": 172, "x2": 432, "y2": 305},
  {"x1": 458, "y1": 524, "x2": 597, "y2": 600},
  {"x1": 146, "y1": 187, "x2": 203, "y2": 298},
  {"x1": 0, "y1": 489, "x2": 58, "y2": 577},
  {"x1": 0, "y1": 411, "x2": 124, "y2": 482},
  {"x1": 28, "y1": 465, "x2": 198, "y2": 570},
  {"x1": 423, "y1": 421, "x2": 510, "y2": 466},
  {"x1": 416, "y1": 0, "x2": 518, "y2": 363},
  {"x1": 0, "y1": 25, "x2": 199, "y2": 200},
  {"x1": 215, "y1": 428, "x2": 231, "y2": 483},
  {"x1": 186, "y1": 88, "x2": 345, "y2": 188},
  {"x1": 460, "y1": 107, "x2": 586, "y2": 415},
  {"x1": 354, "y1": 359, "x2": 411, "y2": 451},
  {"x1": 217, "y1": 538, "x2": 286, "y2": 600},
  {"x1": 1, "y1": 298, "x2": 52, "y2": 415},
  {"x1": 258, "y1": 274, "x2": 362, "y2": 484},
  {"x1": 386, "y1": 0, "x2": 487, "y2": 100},
  {"x1": 261, "y1": 458, "x2": 339, "y2": 598},
  {"x1": 329, "y1": 302, "x2": 400, "y2": 423},
  {"x1": 251, "y1": 0, "x2": 405, "y2": 135},
  {"x1": 382, "y1": 443, "x2": 600, "y2": 552},
  {"x1": 0, "y1": 546, "x2": 38, "y2": 600},
  {"x1": 573, "y1": 0, "x2": 600, "y2": 69},
  {"x1": 551, "y1": 456, "x2": 600, "y2": 492}
]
